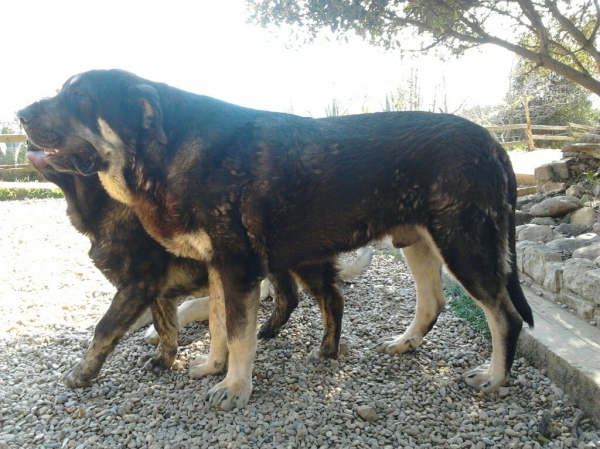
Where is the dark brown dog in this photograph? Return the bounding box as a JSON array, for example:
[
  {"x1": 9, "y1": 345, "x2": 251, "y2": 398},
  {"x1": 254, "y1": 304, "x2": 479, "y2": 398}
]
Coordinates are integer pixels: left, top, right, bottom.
[
  {"x1": 26, "y1": 143, "x2": 348, "y2": 389},
  {"x1": 19, "y1": 69, "x2": 533, "y2": 410}
]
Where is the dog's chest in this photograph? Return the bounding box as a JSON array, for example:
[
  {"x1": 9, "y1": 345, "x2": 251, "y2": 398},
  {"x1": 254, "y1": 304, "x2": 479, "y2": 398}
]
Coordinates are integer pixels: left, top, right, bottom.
[{"x1": 163, "y1": 231, "x2": 214, "y2": 261}]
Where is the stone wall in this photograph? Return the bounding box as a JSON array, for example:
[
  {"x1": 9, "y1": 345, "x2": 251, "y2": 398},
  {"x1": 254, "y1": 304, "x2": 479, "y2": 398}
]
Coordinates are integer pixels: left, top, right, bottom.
[{"x1": 515, "y1": 148, "x2": 600, "y2": 325}]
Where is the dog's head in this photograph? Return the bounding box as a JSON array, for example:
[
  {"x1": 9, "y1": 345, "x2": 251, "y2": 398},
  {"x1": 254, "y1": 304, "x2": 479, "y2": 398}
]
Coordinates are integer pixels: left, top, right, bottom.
[{"x1": 18, "y1": 69, "x2": 167, "y2": 176}]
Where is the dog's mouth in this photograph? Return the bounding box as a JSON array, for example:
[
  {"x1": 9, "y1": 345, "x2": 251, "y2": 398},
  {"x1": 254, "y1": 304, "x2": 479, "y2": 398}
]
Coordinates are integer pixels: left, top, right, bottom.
[
  {"x1": 26, "y1": 146, "x2": 50, "y2": 169},
  {"x1": 27, "y1": 141, "x2": 103, "y2": 176}
]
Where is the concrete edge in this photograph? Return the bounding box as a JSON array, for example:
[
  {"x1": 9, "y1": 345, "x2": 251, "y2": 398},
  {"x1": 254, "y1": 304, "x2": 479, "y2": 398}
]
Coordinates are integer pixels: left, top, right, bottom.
[{"x1": 518, "y1": 285, "x2": 600, "y2": 427}]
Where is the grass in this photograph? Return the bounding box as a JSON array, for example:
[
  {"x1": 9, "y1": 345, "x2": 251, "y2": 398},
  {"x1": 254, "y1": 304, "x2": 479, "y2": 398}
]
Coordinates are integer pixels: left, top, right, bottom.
[
  {"x1": 0, "y1": 187, "x2": 63, "y2": 201},
  {"x1": 445, "y1": 281, "x2": 491, "y2": 339}
]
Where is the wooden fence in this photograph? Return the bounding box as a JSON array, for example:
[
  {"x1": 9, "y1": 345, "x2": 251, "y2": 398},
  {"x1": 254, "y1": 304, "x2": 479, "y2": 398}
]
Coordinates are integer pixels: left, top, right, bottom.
[
  {"x1": 485, "y1": 122, "x2": 597, "y2": 150},
  {"x1": 0, "y1": 121, "x2": 597, "y2": 176},
  {"x1": 0, "y1": 133, "x2": 36, "y2": 175}
]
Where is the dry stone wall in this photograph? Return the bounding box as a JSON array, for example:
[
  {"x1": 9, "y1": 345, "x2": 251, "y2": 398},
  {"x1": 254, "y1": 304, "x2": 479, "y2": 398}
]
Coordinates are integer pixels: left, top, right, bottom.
[{"x1": 515, "y1": 147, "x2": 600, "y2": 325}]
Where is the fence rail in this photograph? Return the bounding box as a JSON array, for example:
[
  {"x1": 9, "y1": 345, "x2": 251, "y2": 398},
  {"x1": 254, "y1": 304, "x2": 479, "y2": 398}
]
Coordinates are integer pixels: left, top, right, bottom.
[
  {"x1": 486, "y1": 122, "x2": 596, "y2": 149},
  {"x1": 0, "y1": 134, "x2": 33, "y2": 175}
]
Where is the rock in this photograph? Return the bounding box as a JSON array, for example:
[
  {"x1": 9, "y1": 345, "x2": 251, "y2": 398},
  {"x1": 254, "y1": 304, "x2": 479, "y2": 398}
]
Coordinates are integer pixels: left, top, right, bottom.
[
  {"x1": 554, "y1": 223, "x2": 592, "y2": 237},
  {"x1": 529, "y1": 196, "x2": 581, "y2": 217},
  {"x1": 541, "y1": 182, "x2": 566, "y2": 195},
  {"x1": 594, "y1": 222, "x2": 600, "y2": 234},
  {"x1": 515, "y1": 210, "x2": 533, "y2": 226},
  {"x1": 594, "y1": 184, "x2": 600, "y2": 197},
  {"x1": 522, "y1": 245, "x2": 562, "y2": 285},
  {"x1": 552, "y1": 161, "x2": 570, "y2": 180},
  {"x1": 543, "y1": 262, "x2": 565, "y2": 293},
  {"x1": 517, "y1": 193, "x2": 543, "y2": 209},
  {"x1": 534, "y1": 164, "x2": 553, "y2": 182},
  {"x1": 566, "y1": 185, "x2": 585, "y2": 198},
  {"x1": 530, "y1": 217, "x2": 556, "y2": 226},
  {"x1": 356, "y1": 405, "x2": 379, "y2": 422},
  {"x1": 595, "y1": 256, "x2": 600, "y2": 267},
  {"x1": 572, "y1": 243, "x2": 600, "y2": 261},
  {"x1": 517, "y1": 224, "x2": 555, "y2": 243},
  {"x1": 498, "y1": 387, "x2": 510, "y2": 399},
  {"x1": 570, "y1": 207, "x2": 598, "y2": 226},
  {"x1": 562, "y1": 258, "x2": 600, "y2": 306},
  {"x1": 547, "y1": 237, "x2": 594, "y2": 254}
]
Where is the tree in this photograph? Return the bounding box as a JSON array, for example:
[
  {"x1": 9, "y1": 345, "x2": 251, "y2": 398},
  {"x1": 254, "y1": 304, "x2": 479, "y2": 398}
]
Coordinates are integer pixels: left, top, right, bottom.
[
  {"x1": 506, "y1": 63, "x2": 600, "y2": 127},
  {"x1": 246, "y1": 1, "x2": 600, "y2": 97}
]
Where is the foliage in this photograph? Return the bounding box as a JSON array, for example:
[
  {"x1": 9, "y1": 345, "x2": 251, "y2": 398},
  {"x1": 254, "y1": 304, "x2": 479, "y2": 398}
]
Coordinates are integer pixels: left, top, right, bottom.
[
  {"x1": 445, "y1": 281, "x2": 491, "y2": 339},
  {"x1": 246, "y1": 1, "x2": 600, "y2": 96},
  {"x1": 459, "y1": 57, "x2": 600, "y2": 145},
  {"x1": 506, "y1": 62, "x2": 600, "y2": 128},
  {"x1": 0, "y1": 187, "x2": 63, "y2": 201}
]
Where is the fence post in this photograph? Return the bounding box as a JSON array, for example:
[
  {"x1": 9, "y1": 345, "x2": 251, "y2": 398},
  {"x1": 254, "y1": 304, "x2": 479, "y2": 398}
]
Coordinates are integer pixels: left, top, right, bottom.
[{"x1": 523, "y1": 96, "x2": 535, "y2": 151}]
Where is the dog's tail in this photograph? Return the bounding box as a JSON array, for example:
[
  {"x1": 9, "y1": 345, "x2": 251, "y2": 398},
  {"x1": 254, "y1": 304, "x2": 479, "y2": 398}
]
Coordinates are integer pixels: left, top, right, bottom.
[{"x1": 339, "y1": 247, "x2": 373, "y2": 281}]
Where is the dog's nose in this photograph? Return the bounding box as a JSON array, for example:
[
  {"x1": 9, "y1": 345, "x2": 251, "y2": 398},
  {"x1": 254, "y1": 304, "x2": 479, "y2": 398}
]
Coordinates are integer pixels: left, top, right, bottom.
[{"x1": 17, "y1": 107, "x2": 35, "y2": 124}]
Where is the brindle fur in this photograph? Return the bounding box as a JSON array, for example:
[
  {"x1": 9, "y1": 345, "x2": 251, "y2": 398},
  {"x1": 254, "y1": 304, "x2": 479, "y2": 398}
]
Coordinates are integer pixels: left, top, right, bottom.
[
  {"x1": 19, "y1": 70, "x2": 533, "y2": 410},
  {"x1": 27, "y1": 145, "x2": 341, "y2": 387}
]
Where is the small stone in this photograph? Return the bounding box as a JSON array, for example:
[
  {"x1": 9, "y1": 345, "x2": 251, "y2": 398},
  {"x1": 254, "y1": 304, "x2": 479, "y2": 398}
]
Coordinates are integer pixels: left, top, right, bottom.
[
  {"x1": 590, "y1": 321, "x2": 597, "y2": 326},
  {"x1": 498, "y1": 387, "x2": 510, "y2": 398},
  {"x1": 356, "y1": 405, "x2": 379, "y2": 422}
]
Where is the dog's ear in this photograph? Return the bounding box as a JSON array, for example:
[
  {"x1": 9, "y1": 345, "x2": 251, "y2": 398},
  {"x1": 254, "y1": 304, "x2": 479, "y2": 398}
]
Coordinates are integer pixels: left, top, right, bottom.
[{"x1": 128, "y1": 84, "x2": 168, "y2": 144}]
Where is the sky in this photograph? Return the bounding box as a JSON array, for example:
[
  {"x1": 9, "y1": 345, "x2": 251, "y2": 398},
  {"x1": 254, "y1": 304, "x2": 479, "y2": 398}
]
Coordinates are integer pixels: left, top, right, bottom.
[{"x1": 1, "y1": 0, "x2": 518, "y2": 125}]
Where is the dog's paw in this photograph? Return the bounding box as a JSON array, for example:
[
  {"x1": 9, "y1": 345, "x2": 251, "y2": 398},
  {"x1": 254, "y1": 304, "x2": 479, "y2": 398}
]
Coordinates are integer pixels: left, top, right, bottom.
[
  {"x1": 463, "y1": 365, "x2": 508, "y2": 393},
  {"x1": 62, "y1": 365, "x2": 93, "y2": 389},
  {"x1": 374, "y1": 333, "x2": 423, "y2": 354},
  {"x1": 257, "y1": 322, "x2": 279, "y2": 340},
  {"x1": 205, "y1": 378, "x2": 252, "y2": 411},
  {"x1": 188, "y1": 355, "x2": 227, "y2": 378},
  {"x1": 142, "y1": 355, "x2": 171, "y2": 375},
  {"x1": 307, "y1": 347, "x2": 337, "y2": 363},
  {"x1": 143, "y1": 325, "x2": 159, "y2": 345}
]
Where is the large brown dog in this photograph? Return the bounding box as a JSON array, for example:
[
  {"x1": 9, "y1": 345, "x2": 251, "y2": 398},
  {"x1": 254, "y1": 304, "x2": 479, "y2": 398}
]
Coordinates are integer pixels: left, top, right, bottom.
[
  {"x1": 19, "y1": 69, "x2": 533, "y2": 410},
  {"x1": 27, "y1": 143, "x2": 365, "y2": 388}
]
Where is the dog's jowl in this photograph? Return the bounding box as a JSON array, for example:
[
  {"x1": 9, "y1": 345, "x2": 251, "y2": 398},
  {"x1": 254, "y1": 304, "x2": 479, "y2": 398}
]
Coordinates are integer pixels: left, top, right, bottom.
[{"x1": 19, "y1": 69, "x2": 533, "y2": 410}]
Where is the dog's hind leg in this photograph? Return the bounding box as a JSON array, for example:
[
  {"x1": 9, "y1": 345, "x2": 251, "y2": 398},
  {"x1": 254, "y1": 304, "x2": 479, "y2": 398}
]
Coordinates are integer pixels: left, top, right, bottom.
[
  {"x1": 292, "y1": 261, "x2": 344, "y2": 362},
  {"x1": 142, "y1": 298, "x2": 179, "y2": 374},
  {"x1": 62, "y1": 286, "x2": 156, "y2": 388},
  {"x1": 461, "y1": 288, "x2": 522, "y2": 392},
  {"x1": 258, "y1": 271, "x2": 300, "y2": 339},
  {"x1": 435, "y1": 229, "x2": 524, "y2": 393},
  {"x1": 376, "y1": 233, "x2": 445, "y2": 354}
]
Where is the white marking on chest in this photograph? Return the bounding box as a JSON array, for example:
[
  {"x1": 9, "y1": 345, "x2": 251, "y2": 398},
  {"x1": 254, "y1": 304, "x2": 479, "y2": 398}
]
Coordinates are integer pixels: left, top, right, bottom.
[
  {"x1": 168, "y1": 231, "x2": 214, "y2": 261},
  {"x1": 92, "y1": 118, "x2": 132, "y2": 204}
]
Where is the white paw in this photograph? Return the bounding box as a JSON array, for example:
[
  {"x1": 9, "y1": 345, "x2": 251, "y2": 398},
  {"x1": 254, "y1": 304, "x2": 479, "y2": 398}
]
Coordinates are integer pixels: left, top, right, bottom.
[
  {"x1": 463, "y1": 364, "x2": 507, "y2": 393},
  {"x1": 375, "y1": 333, "x2": 423, "y2": 354},
  {"x1": 143, "y1": 325, "x2": 159, "y2": 345},
  {"x1": 206, "y1": 378, "x2": 252, "y2": 411},
  {"x1": 188, "y1": 355, "x2": 226, "y2": 378}
]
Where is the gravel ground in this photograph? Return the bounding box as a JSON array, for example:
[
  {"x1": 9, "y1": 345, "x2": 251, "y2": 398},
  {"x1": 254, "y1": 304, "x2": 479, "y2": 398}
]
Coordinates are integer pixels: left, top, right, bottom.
[{"x1": 1, "y1": 198, "x2": 599, "y2": 449}]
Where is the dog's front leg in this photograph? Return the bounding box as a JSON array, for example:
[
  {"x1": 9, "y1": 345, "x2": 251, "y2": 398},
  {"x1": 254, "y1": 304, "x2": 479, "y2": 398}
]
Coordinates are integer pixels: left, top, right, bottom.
[
  {"x1": 193, "y1": 264, "x2": 260, "y2": 410},
  {"x1": 63, "y1": 285, "x2": 157, "y2": 388},
  {"x1": 189, "y1": 268, "x2": 230, "y2": 378}
]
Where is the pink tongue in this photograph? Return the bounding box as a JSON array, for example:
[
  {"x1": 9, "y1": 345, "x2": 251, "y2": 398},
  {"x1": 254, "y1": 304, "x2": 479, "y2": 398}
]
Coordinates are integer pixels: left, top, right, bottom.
[{"x1": 26, "y1": 150, "x2": 49, "y2": 168}]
